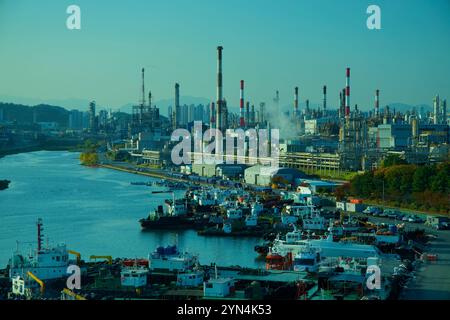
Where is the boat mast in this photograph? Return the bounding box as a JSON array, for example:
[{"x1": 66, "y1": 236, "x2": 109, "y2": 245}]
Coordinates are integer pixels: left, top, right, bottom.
[{"x1": 37, "y1": 218, "x2": 43, "y2": 254}]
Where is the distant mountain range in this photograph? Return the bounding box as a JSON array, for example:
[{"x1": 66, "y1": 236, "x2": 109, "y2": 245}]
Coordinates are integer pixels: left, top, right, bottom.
[
  {"x1": 1, "y1": 96, "x2": 433, "y2": 121},
  {"x1": 0, "y1": 95, "x2": 92, "y2": 111},
  {"x1": 0, "y1": 102, "x2": 70, "y2": 126},
  {"x1": 386, "y1": 103, "x2": 433, "y2": 113}
]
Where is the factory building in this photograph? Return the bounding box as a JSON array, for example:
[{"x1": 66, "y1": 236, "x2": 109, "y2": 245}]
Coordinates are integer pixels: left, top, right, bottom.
[
  {"x1": 300, "y1": 180, "x2": 340, "y2": 194},
  {"x1": 374, "y1": 123, "x2": 448, "y2": 150},
  {"x1": 378, "y1": 124, "x2": 412, "y2": 150},
  {"x1": 280, "y1": 151, "x2": 342, "y2": 174},
  {"x1": 191, "y1": 163, "x2": 248, "y2": 179},
  {"x1": 417, "y1": 124, "x2": 449, "y2": 145},
  {"x1": 304, "y1": 117, "x2": 336, "y2": 135},
  {"x1": 244, "y1": 165, "x2": 307, "y2": 186}
]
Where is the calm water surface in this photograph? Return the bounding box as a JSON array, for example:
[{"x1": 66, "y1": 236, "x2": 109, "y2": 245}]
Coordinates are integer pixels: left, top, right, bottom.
[{"x1": 0, "y1": 151, "x2": 264, "y2": 268}]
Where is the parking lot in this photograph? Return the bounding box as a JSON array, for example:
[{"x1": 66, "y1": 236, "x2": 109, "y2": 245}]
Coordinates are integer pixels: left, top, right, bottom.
[{"x1": 352, "y1": 208, "x2": 450, "y2": 300}]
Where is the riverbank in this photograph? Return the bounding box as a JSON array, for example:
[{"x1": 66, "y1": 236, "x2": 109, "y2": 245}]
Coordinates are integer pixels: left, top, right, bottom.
[
  {"x1": 0, "y1": 145, "x2": 81, "y2": 159},
  {"x1": 99, "y1": 163, "x2": 186, "y2": 183}
]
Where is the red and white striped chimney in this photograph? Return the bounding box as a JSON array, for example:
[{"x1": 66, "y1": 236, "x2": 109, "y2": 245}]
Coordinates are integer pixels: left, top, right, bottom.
[
  {"x1": 240, "y1": 80, "x2": 245, "y2": 127},
  {"x1": 345, "y1": 68, "x2": 350, "y2": 117}
]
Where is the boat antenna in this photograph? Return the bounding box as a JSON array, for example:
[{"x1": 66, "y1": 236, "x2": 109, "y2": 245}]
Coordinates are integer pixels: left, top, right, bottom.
[{"x1": 215, "y1": 264, "x2": 218, "y2": 279}]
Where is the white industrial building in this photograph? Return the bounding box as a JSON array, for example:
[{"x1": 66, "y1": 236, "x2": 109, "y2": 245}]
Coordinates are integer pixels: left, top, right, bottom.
[{"x1": 244, "y1": 165, "x2": 307, "y2": 186}]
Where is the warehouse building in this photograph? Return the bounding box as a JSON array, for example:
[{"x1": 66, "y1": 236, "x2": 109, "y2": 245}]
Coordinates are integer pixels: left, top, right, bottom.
[
  {"x1": 244, "y1": 165, "x2": 307, "y2": 186},
  {"x1": 192, "y1": 163, "x2": 248, "y2": 179}
]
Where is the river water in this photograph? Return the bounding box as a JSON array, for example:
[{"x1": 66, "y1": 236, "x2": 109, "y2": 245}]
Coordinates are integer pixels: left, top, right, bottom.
[{"x1": 0, "y1": 151, "x2": 264, "y2": 268}]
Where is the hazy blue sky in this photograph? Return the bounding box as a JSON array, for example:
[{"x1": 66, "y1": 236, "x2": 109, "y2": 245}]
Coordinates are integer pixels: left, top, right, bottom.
[{"x1": 0, "y1": 0, "x2": 449, "y2": 111}]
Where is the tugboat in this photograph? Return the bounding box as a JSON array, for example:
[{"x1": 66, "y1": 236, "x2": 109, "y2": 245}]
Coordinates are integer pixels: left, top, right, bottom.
[{"x1": 9, "y1": 219, "x2": 73, "y2": 284}]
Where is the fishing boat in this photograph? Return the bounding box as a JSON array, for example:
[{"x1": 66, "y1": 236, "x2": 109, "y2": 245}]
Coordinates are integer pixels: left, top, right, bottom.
[{"x1": 140, "y1": 193, "x2": 209, "y2": 230}]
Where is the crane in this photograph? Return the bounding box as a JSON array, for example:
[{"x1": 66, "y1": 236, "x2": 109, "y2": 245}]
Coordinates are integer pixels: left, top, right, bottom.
[
  {"x1": 68, "y1": 250, "x2": 81, "y2": 265},
  {"x1": 89, "y1": 255, "x2": 113, "y2": 265},
  {"x1": 27, "y1": 271, "x2": 45, "y2": 295},
  {"x1": 62, "y1": 288, "x2": 86, "y2": 300}
]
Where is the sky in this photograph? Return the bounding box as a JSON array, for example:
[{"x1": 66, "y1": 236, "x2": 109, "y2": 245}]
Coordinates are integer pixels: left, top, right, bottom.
[{"x1": 0, "y1": 0, "x2": 449, "y2": 112}]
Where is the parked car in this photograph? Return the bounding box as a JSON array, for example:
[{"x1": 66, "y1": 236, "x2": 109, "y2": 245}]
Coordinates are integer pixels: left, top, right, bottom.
[
  {"x1": 387, "y1": 213, "x2": 398, "y2": 219},
  {"x1": 416, "y1": 218, "x2": 425, "y2": 224},
  {"x1": 409, "y1": 216, "x2": 424, "y2": 224},
  {"x1": 437, "y1": 222, "x2": 450, "y2": 230},
  {"x1": 379, "y1": 211, "x2": 389, "y2": 218}
]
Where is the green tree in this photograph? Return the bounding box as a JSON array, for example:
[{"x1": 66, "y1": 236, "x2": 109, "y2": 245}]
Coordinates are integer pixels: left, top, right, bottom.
[
  {"x1": 80, "y1": 152, "x2": 99, "y2": 166},
  {"x1": 430, "y1": 170, "x2": 448, "y2": 194},
  {"x1": 351, "y1": 172, "x2": 373, "y2": 198},
  {"x1": 381, "y1": 154, "x2": 407, "y2": 168},
  {"x1": 412, "y1": 165, "x2": 433, "y2": 192}
]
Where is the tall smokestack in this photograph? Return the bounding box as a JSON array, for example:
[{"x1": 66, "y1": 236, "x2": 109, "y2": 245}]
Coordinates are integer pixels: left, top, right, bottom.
[
  {"x1": 210, "y1": 102, "x2": 215, "y2": 129},
  {"x1": 246, "y1": 102, "x2": 250, "y2": 127},
  {"x1": 175, "y1": 83, "x2": 180, "y2": 128},
  {"x1": 141, "y1": 68, "x2": 146, "y2": 107},
  {"x1": 148, "y1": 91, "x2": 152, "y2": 109},
  {"x1": 433, "y1": 95, "x2": 440, "y2": 124},
  {"x1": 442, "y1": 99, "x2": 447, "y2": 124},
  {"x1": 323, "y1": 85, "x2": 327, "y2": 113},
  {"x1": 216, "y1": 46, "x2": 224, "y2": 131},
  {"x1": 240, "y1": 80, "x2": 245, "y2": 127},
  {"x1": 375, "y1": 89, "x2": 380, "y2": 117},
  {"x1": 251, "y1": 104, "x2": 255, "y2": 126},
  {"x1": 345, "y1": 68, "x2": 350, "y2": 117},
  {"x1": 274, "y1": 90, "x2": 280, "y2": 113},
  {"x1": 294, "y1": 87, "x2": 299, "y2": 117}
]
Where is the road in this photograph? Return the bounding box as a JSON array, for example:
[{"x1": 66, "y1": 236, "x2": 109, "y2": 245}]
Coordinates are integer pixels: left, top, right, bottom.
[
  {"x1": 352, "y1": 211, "x2": 450, "y2": 300},
  {"x1": 400, "y1": 228, "x2": 450, "y2": 300}
]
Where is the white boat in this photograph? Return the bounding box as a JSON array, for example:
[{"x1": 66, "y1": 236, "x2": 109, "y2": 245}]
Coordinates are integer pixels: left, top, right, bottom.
[
  {"x1": 286, "y1": 205, "x2": 313, "y2": 218},
  {"x1": 148, "y1": 245, "x2": 198, "y2": 272},
  {"x1": 272, "y1": 226, "x2": 382, "y2": 259},
  {"x1": 222, "y1": 223, "x2": 233, "y2": 234},
  {"x1": 293, "y1": 244, "x2": 321, "y2": 273},
  {"x1": 251, "y1": 202, "x2": 264, "y2": 216},
  {"x1": 226, "y1": 208, "x2": 243, "y2": 220},
  {"x1": 302, "y1": 214, "x2": 327, "y2": 231},
  {"x1": 9, "y1": 219, "x2": 71, "y2": 281},
  {"x1": 245, "y1": 215, "x2": 258, "y2": 227}
]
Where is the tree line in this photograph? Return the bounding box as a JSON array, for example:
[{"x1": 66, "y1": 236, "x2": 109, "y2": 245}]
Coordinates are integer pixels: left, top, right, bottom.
[{"x1": 336, "y1": 156, "x2": 449, "y2": 214}]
